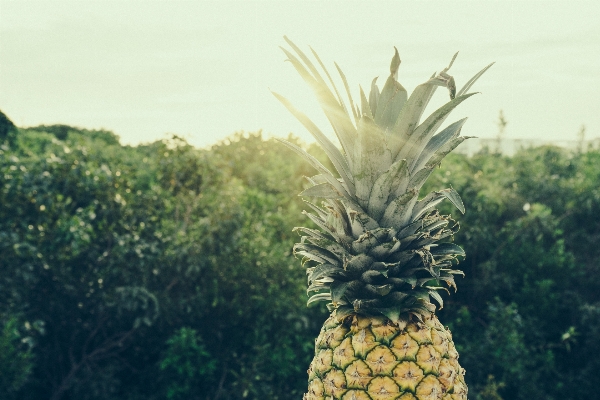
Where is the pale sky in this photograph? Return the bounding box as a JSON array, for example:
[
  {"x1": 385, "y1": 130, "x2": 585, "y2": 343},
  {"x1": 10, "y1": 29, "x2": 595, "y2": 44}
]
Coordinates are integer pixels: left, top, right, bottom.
[{"x1": 1, "y1": 1, "x2": 599, "y2": 148}]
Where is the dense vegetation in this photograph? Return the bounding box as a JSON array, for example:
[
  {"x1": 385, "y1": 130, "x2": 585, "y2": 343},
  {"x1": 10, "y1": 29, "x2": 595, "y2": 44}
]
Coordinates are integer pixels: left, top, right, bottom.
[{"x1": 1, "y1": 111, "x2": 599, "y2": 400}]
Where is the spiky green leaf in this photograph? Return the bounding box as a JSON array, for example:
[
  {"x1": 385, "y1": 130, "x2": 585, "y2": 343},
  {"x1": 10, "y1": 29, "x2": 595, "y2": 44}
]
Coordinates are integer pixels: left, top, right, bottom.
[
  {"x1": 374, "y1": 72, "x2": 407, "y2": 131},
  {"x1": 359, "y1": 86, "x2": 373, "y2": 119},
  {"x1": 367, "y1": 159, "x2": 408, "y2": 221},
  {"x1": 441, "y1": 187, "x2": 465, "y2": 214},
  {"x1": 281, "y1": 46, "x2": 357, "y2": 169},
  {"x1": 335, "y1": 62, "x2": 359, "y2": 124},
  {"x1": 307, "y1": 292, "x2": 332, "y2": 306},
  {"x1": 425, "y1": 136, "x2": 473, "y2": 168},
  {"x1": 380, "y1": 189, "x2": 418, "y2": 228},
  {"x1": 427, "y1": 290, "x2": 444, "y2": 308},
  {"x1": 430, "y1": 243, "x2": 465, "y2": 257},
  {"x1": 299, "y1": 183, "x2": 341, "y2": 199},
  {"x1": 331, "y1": 281, "x2": 352, "y2": 304},
  {"x1": 411, "y1": 118, "x2": 467, "y2": 173},
  {"x1": 309, "y1": 264, "x2": 346, "y2": 283},
  {"x1": 369, "y1": 77, "x2": 380, "y2": 116},
  {"x1": 457, "y1": 62, "x2": 495, "y2": 97},
  {"x1": 353, "y1": 115, "x2": 391, "y2": 208},
  {"x1": 395, "y1": 93, "x2": 477, "y2": 165},
  {"x1": 272, "y1": 91, "x2": 354, "y2": 193}
]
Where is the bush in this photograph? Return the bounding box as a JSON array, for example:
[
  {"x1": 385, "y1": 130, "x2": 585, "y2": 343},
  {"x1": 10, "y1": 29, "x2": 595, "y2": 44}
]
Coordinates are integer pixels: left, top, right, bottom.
[
  {"x1": 0, "y1": 316, "x2": 35, "y2": 399},
  {"x1": 160, "y1": 327, "x2": 216, "y2": 400}
]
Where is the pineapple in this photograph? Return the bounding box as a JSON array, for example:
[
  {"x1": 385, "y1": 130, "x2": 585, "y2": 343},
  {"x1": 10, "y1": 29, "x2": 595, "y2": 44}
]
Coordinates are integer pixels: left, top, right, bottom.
[{"x1": 273, "y1": 37, "x2": 492, "y2": 400}]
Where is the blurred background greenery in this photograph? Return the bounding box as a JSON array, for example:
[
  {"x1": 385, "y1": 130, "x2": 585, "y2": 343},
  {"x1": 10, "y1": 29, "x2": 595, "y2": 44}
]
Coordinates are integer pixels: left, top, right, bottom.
[{"x1": 1, "y1": 110, "x2": 599, "y2": 400}]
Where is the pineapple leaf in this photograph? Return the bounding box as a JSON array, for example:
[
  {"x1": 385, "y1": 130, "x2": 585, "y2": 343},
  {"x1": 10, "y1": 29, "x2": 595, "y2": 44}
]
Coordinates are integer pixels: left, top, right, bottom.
[
  {"x1": 374, "y1": 49, "x2": 408, "y2": 130},
  {"x1": 302, "y1": 200, "x2": 327, "y2": 220},
  {"x1": 272, "y1": 91, "x2": 355, "y2": 194},
  {"x1": 359, "y1": 86, "x2": 373, "y2": 119},
  {"x1": 441, "y1": 186, "x2": 465, "y2": 214},
  {"x1": 457, "y1": 62, "x2": 495, "y2": 97},
  {"x1": 396, "y1": 220, "x2": 424, "y2": 240},
  {"x1": 361, "y1": 270, "x2": 387, "y2": 283},
  {"x1": 442, "y1": 269, "x2": 465, "y2": 277},
  {"x1": 389, "y1": 160, "x2": 411, "y2": 200},
  {"x1": 376, "y1": 307, "x2": 402, "y2": 324},
  {"x1": 333, "y1": 306, "x2": 355, "y2": 321},
  {"x1": 345, "y1": 254, "x2": 375, "y2": 275},
  {"x1": 308, "y1": 238, "x2": 350, "y2": 260},
  {"x1": 374, "y1": 48, "x2": 406, "y2": 129},
  {"x1": 395, "y1": 93, "x2": 477, "y2": 165},
  {"x1": 388, "y1": 79, "x2": 439, "y2": 159},
  {"x1": 390, "y1": 47, "x2": 401, "y2": 77},
  {"x1": 331, "y1": 281, "x2": 352, "y2": 304},
  {"x1": 351, "y1": 232, "x2": 380, "y2": 255},
  {"x1": 283, "y1": 36, "x2": 328, "y2": 87},
  {"x1": 425, "y1": 136, "x2": 474, "y2": 169},
  {"x1": 438, "y1": 272, "x2": 459, "y2": 289},
  {"x1": 367, "y1": 159, "x2": 408, "y2": 221},
  {"x1": 411, "y1": 191, "x2": 447, "y2": 221},
  {"x1": 302, "y1": 211, "x2": 336, "y2": 238},
  {"x1": 427, "y1": 289, "x2": 444, "y2": 309},
  {"x1": 367, "y1": 284, "x2": 393, "y2": 297},
  {"x1": 381, "y1": 189, "x2": 419, "y2": 228},
  {"x1": 429, "y1": 52, "x2": 458, "y2": 99},
  {"x1": 306, "y1": 174, "x2": 329, "y2": 185},
  {"x1": 309, "y1": 46, "x2": 352, "y2": 122},
  {"x1": 292, "y1": 227, "x2": 332, "y2": 242},
  {"x1": 307, "y1": 292, "x2": 332, "y2": 307},
  {"x1": 412, "y1": 187, "x2": 465, "y2": 221},
  {"x1": 369, "y1": 240, "x2": 401, "y2": 258},
  {"x1": 388, "y1": 276, "x2": 417, "y2": 288},
  {"x1": 276, "y1": 139, "x2": 356, "y2": 206},
  {"x1": 276, "y1": 139, "x2": 332, "y2": 178},
  {"x1": 335, "y1": 62, "x2": 359, "y2": 124},
  {"x1": 309, "y1": 264, "x2": 346, "y2": 283},
  {"x1": 299, "y1": 183, "x2": 342, "y2": 199},
  {"x1": 386, "y1": 292, "x2": 415, "y2": 306},
  {"x1": 430, "y1": 243, "x2": 465, "y2": 257},
  {"x1": 295, "y1": 243, "x2": 341, "y2": 266},
  {"x1": 307, "y1": 280, "x2": 332, "y2": 293},
  {"x1": 349, "y1": 209, "x2": 379, "y2": 237},
  {"x1": 285, "y1": 36, "x2": 353, "y2": 129},
  {"x1": 354, "y1": 115, "x2": 391, "y2": 208},
  {"x1": 422, "y1": 218, "x2": 449, "y2": 233},
  {"x1": 295, "y1": 250, "x2": 330, "y2": 266},
  {"x1": 369, "y1": 77, "x2": 380, "y2": 116},
  {"x1": 389, "y1": 54, "x2": 459, "y2": 159},
  {"x1": 374, "y1": 74, "x2": 408, "y2": 131},
  {"x1": 280, "y1": 46, "x2": 357, "y2": 168},
  {"x1": 407, "y1": 167, "x2": 434, "y2": 194},
  {"x1": 411, "y1": 117, "x2": 468, "y2": 173}
]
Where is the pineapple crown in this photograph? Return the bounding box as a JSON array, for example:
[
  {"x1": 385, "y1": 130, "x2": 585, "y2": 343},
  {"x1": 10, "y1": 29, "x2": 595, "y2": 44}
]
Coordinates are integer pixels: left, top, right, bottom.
[{"x1": 274, "y1": 36, "x2": 492, "y2": 325}]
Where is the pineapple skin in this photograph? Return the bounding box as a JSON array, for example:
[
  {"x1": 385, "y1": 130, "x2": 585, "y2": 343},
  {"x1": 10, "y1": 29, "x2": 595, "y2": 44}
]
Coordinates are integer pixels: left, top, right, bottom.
[{"x1": 304, "y1": 314, "x2": 467, "y2": 400}]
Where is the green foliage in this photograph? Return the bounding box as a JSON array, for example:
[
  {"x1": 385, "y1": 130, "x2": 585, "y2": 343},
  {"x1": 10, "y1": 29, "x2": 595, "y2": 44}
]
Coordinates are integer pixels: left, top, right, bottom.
[
  {"x1": 26, "y1": 124, "x2": 120, "y2": 145},
  {"x1": 1, "y1": 117, "x2": 599, "y2": 399},
  {"x1": 0, "y1": 125, "x2": 326, "y2": 399},
  {"x1": 0, "y1": 316, "x2": 35, "y2": 399},
  {"x1": 0, "y1": 109, "x2": 18, "y2": 147},
  {"x1": 160, "y1": 327, "x2": 216, "y2": 400}
]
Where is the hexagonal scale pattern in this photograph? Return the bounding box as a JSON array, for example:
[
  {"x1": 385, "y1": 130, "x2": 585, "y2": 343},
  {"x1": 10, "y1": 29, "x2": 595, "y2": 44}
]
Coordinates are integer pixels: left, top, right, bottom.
[{"x1": 305, "y1": 315, "x2": 467, "y2": 400}]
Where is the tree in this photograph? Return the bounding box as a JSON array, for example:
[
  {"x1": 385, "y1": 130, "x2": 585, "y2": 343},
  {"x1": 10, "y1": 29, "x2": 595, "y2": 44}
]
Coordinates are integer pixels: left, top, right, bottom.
[{"x1": 1, "y1": 115, "x2": 599, "y2": 399}]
